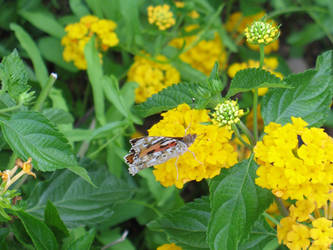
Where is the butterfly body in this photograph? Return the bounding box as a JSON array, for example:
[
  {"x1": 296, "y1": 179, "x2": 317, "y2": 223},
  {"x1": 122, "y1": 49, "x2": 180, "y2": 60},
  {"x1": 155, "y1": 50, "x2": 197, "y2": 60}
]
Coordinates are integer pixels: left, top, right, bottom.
[{"x1": 124, "y1": 134, "x2": 197, "y2": 175}]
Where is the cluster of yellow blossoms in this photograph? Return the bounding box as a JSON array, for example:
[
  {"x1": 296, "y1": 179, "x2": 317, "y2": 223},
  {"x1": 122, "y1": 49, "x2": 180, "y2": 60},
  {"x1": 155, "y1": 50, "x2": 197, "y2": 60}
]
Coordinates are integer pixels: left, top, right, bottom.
[
  {"x1": 157, "y1": 243, "x2": 182, "y2": 250},
  {"x1": 170, "y1": 26, "x2": 227, "y2": 75},
  {"x1": 278, "y1": 200, "x2": 333, "y2": 249},
  {"x1": 255, "y1": 117, "x2": 333, "y2": 205},
  {"x1": 227, "y1": 57, "x2": 283, "y2": 96},
  {"x1": 148, "y1": 104, "x2": 238, "y2": 188},
  {"x1": 127, "y1": 54, "x2": 180, "y2": 103},
  {"x1": 212, "y1": 100, "x2": 244, "y2": 127},
  {"x1": 244, "y1": 21, "x2": 280, "y2": 45},
  {"x1": 62, "y1": 15, "x2": 119, "y2": 70},
  {"x1": 147, "y1": 4, "x2": 176, "y2": 30},
  {"x1": 225, "y1": 12, "x2": 279, "y2": 54}
]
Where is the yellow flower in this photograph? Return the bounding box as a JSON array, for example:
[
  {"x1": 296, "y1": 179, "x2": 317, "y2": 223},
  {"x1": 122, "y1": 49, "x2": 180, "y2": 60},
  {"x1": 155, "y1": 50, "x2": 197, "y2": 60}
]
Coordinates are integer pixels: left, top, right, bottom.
[
  {"x1": 254, "y1": 117, "x2": 333, "y2": 207},
  {"x1": 286, "y1": 223, "x2": 311, "y2": 249},
  {"x1": 170, "y1": 25, "x2": 227, "y2": 75},
  {"x1": 148, "y1": 104, "x2": 237, "y2": 188},
  {"x1": 61, "y1": 15, "x2": 119, "y2": 70},
  {"x1": 225, "y1": 12, "x2": 279, "y2": 54},
  {"x1": 277, "y1": 217, "x2": 297, "y2": 244},
  {"x1": 127, "y1": 54, "x2": 180, "y2": 103},
  {"x1": 147, "y1": 4, "x2": 176, "y2": 30},
  {"x1": 188, "y1": 10, "x2": 199, "y2": 19},
  {"x1": 157, "y1": 243, "x2": 182, "y2": 250},
  {"x1": 289, "y1": 199, "x2": 315, "y2": 222},
  {"x1": 174, "y1": 1, "x2": 185, "y2": 8},
  {"x1": 310, "y1": 218, "x2": 333, "y2": 248}
]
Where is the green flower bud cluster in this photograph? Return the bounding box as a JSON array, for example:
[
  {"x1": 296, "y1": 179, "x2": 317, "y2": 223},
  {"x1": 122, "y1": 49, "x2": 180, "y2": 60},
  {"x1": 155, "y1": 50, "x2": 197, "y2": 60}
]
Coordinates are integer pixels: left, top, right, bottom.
[
  {"x1": 212, "y1": 100, "x2": 244, "y2": 127},
  {"x1": 244, "y1": 21, "x2": 279, "y2": 45}
]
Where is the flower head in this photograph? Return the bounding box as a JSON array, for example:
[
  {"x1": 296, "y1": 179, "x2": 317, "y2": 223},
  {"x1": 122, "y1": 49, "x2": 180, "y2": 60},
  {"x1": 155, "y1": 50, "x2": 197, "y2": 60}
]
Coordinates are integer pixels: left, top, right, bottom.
[
  {"x1": 310, "y1": 218, "x2": 333, "y2": 248},
  {"x1": 254, "y1": 117, "x2": 333, "y2": 206},
  {"x1": 61, "y1": 15, "x2": 118, "y2": 70},
  {"x1": 147, "y1": 4, "x2": 175, "y2": 30},
  {"x1": 157, "y1": 243, "x2": 182, "y2": 250},
  {"x1": 170, "y1": 25, "x2": 227, "y2": 75},
  {"x1": 127, "y1": 54, "x2": 180, "y2": 103},
  {"x1": 211, "y1": 100, "x2": 244, "y2": 127},
  {"x1": 244, "y1": 20, "x2": 280, "y2": 46},
  {"x1": 148, "y1": 104, "x2": 237, "y2": 188}
]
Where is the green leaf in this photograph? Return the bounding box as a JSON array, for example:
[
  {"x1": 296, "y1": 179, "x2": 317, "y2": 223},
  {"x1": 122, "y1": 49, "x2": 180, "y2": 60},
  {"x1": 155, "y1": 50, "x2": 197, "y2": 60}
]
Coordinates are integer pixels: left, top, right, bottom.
[
  {"x1": 19, "y1": 10, "x2": 65, "y2": 39},
  {"x1": 66, "y1": 228, "x2": 96, "y2": 250},
  {"x1": 42, "y1": 108, "x2": 74, "y2": 125},
  {"x1": 148, "y1": 197, "x2": 210, "y2": 250},
  {"x1": 133, "y1": 80, "x2": 223, "y2": 118},
  {"x1": 10, "y1": 218, "x2": 34, "y2": 249},
  {"x1": 262, "y1": 50, "x2": 333, "y2": 127},
  {"x1": 239, "y1": 216, "x2": 277, "y2": 250},
  {"x1": 27, "y1": 164, "x2": 134, "y2": 227},
  {"x1": 287, "y1": 23, "x2": 325, "y2": 47},
  {"x1": 84, "y1": 37, "x2": 106, "y2": 125},
  {"x1": 44, "y1": 201, "x2": 69, "y2": 241},
  {"x1": 38, "y1": 37, "x2": 78, "y2": 73},
  {"x1": 14, "y1": 210, "x2": 58, "y2": 250},
  {"x1": 226, "y1": 68, "x2": 289, "y2": 98},
  {"x1": 10, "y1": 23, "x2": 48, "y2": 87},
  {"x1": 208, "y1": 158, "x2": 273, "y2": 250},
  {"x1": 69, "y1": 0, "x2": 90, "y2": 17},
  {"x1": 0, "y1": 49, "x2": 30, "y2": 101},
  {"x1": 0, "y1": 111, "x2": 78, "y2": 171},
  {"x1": 68, "y1": 166, "x2": 95, "y2": 186}
]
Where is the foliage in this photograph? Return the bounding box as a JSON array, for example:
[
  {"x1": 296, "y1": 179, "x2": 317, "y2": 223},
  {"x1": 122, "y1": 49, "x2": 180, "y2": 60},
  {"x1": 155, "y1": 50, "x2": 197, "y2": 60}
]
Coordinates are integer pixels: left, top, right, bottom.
[{"x1": 0, "y1": 0, "x2": 332, "y2": 249}]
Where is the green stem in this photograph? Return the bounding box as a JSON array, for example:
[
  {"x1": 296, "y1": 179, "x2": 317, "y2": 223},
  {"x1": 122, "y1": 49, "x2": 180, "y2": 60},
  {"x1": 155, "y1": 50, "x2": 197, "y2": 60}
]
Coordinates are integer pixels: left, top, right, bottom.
[
  {"x1": 231, "y1": 124, "x2": 253, "y2": 150},
  {"x1": 238, "y1": 120, "x2": 255, "y2": 145},
  {"x1": 87, "y1": 132, "x2": 121, "y2": 159},
  {"x1": 33, "y1": 73, "x2": 57, "y2": 112},
  {"x1": 259, "y1": 44, "x2": 265, "y2": 68},
  {"x1": 262, "y1": 212, "x2": 280, "y2": 226},
  {"x1": 0, "y1": 104, "x2": 22, "y2": 114},
  {"x1": 253, "y1": 89, "x2": 258, "y2": 143},
  {"x1": 275, "y1": 197, "x2": 289, "y2": 217},
  {"x1": 131, "y1": 200, "x2": 162, "y2": 217}
]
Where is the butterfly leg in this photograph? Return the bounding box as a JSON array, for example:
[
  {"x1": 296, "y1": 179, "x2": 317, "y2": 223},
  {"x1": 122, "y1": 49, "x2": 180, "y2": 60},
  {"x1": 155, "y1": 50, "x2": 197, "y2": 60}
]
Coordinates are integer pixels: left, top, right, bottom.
[
  {"x1": 188, "y1": 149, "x2": 203, "y2": 165},
  {"x1": 175, "y1": 156, "x2": 179, "y2": 180}
]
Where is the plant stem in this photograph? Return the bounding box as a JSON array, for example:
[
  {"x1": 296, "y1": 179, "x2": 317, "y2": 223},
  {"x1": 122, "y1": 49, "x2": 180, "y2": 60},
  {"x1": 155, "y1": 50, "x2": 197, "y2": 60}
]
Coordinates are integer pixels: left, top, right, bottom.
[
  {"x1": 33, "y1": 73, "x2": 57, "y2": 112},
  {"x1": 253, "y1": 89, "x2": 258, "y2": 143},
  {"x1": 231, "y1": 124, "x2": 253, "y2": 150},
  {"x1": 0, "y1": 105, "x2": 22, "y2": 114},
  {"x1": 275, "y1": 197, "x2": 289, "y2": 217},
  {"x1": 259, "y1": 44, "x2": 265, "y2": 68},
  {"x1": 238, "y1": 120, "x2": 255, "y2": 145},
  {"x1": 262, "y1": 212, "x2": 280, "y2": 226}
]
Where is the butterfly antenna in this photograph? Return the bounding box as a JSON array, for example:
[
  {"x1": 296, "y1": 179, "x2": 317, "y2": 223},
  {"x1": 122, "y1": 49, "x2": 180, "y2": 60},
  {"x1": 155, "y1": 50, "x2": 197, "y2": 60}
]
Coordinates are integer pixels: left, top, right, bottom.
[{"x1": 188, "y1": 149, "x2": 203, "y2": 165}]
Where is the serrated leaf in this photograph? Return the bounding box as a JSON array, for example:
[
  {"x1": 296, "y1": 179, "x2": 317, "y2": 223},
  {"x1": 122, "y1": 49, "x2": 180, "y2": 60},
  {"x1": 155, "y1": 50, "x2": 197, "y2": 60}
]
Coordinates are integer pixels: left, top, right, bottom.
[
  {"x1": 208, "y1": 158, "x2": 273, "y2": 250},
  {"x1": 44, "y1": 201, "x2": 69, "y2": 240},
  {"x1": 262, "y1": 50, "x2": 333, "y2": 127},
  {"x1": 226, "y1": 68, "x2": 289, "y2": 98},
  {"x1": 239, "y1": 216, "x2": 277, "y2": 250},
  {"x1": 133, "y1": 80, "x2": 223, "y2": 118},
  {"x1": 42, "y1": 108, "x2": 74, "y2": 125},
  {"x1": 27, "y1": 165, "x2": 134, "y2": 227},
  {"x1": 14, "y1": 210, "x2": 58, "y2": 250},
  {"x1": 148, "y1": 197, "x2": 210, "y2": 250},
  {"x1": 0, "y1": 111, "x2": 77, "y2": 171},
  {"x1": 0, "y1": 49, "x2": 30, "y2": 101}
]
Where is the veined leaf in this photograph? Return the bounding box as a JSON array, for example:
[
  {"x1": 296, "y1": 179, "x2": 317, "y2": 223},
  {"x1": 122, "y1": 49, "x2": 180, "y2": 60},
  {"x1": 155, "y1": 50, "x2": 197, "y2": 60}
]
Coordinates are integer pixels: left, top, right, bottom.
[
  {"x1": 262, "y1": 50, "x2": 333, "y2": 127},
  {"x1": 208, "y1": 158, "x2": 273, "y2": 250},
  {"x1": 27, "y1": 165, "x2": 134, "y2": 227},
  {"x1": 14, "y1": 210, "x2": 58, "y2": 250},
  {"x1": 133, "y1": 79, "x2": 224, "y2": 118},
  {"x1": 0, "y1": 49, "x2": 30, "y2": 101},
  {"x1": 148, "y1": 197, "x2": 210, "y2": 250},
  {"x1": 226, "y1": 68, "x2": 289, "y2": 98},
  {"x1": 42, "y1": 108, "x2": 74, "y2": 125},
  {"x1": 0, "y1": 111, "x2": 77, "y2": 171},
  {"x1": 44, "y1": 201, "x2": 69, "y2": 241}
]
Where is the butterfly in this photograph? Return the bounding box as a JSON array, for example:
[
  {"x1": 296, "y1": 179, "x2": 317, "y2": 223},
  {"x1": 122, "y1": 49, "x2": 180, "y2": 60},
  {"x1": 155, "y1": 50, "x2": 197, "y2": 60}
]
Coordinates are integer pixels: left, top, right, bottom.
[{"x1": 124, "y1": 134, "x2": 197, "y2": 176}]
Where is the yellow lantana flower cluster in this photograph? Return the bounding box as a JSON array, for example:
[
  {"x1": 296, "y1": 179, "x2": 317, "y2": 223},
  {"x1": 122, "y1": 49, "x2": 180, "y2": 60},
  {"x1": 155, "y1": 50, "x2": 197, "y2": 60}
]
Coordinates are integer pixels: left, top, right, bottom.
[
  {"x1": 170, "y1": 26, "x2": 227, "y2": 75},
  {"x1": 157, "y1": 243, "x2": 182, "y2": 250},
  {"x1": 148, "y1": 104, "x2": 238, "y2": 188},
  {"x1": 225, "y1": 12, "x2": 279, "y2": 54},
  {"x1": 62, "y1": 15, "x2": 119, "y2": 70},
  {"x1": 278, "y1": 199, "x2": 333, "y2": 249},
  {"x1": 147, "y1": 4, "x2": 176, "y2": 30},
  {"x1": 254, "y1": 117, "x2": 333, "y2": 206},
  {"x1": 228, "y1": 57, "x2": 283, "y2": 96},
  {"x1": 244, "y1": 20, "x2": 280, "y2": 45},
  {"x1": 127, "y1": 54, "x2": 180, "y2": 103}
]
